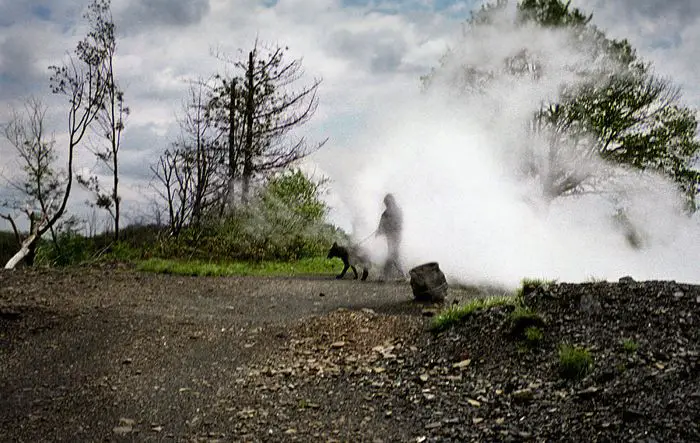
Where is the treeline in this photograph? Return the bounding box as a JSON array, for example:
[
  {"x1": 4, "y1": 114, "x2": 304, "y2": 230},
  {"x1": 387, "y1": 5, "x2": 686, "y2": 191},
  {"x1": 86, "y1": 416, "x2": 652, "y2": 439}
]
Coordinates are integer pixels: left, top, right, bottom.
[{"x1": 0, "y1": 0, "x2": 336, "y2": 268}]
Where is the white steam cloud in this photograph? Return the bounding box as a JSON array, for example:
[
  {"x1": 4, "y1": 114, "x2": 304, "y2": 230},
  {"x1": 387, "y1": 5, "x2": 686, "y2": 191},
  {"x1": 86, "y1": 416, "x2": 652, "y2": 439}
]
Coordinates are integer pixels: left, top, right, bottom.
[{"x1": 316, "y1": 8, "x2": 700, "y2": 288}]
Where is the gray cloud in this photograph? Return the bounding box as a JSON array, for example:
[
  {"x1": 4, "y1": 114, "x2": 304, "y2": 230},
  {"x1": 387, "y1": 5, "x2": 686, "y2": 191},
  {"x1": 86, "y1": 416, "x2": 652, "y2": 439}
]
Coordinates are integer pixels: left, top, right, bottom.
[
  {"x1": 327, "y1": 28, "x2": 409, "y2": 74},
  {"x1": 118, "y1": 0, "x2": 211, "y2": 33}
]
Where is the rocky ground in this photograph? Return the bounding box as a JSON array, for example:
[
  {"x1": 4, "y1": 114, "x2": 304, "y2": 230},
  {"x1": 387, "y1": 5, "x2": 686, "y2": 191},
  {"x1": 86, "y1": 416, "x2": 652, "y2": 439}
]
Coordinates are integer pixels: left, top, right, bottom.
[{"x1": 0, "y1": 265, "x2": 698, "y2": 442}]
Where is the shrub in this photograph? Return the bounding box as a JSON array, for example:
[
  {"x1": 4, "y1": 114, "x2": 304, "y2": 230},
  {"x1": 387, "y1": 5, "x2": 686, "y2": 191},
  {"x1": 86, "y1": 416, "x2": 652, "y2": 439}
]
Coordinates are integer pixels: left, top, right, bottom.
[
  {"x1": 524, "y1": 326, "x2": 544, "y2": 346},
  {"x1": 558, "y1": 344, "x2": 593, "y2": 380},
  {"x1": 509, "y1": 306, "x2": 546, "y2": 337},
  {"x1": 431, "y1": 295, "x2": 516, "y2": 332},
  {"x1": 622, "y1": 339, "x2": 638, "y2": 354}
]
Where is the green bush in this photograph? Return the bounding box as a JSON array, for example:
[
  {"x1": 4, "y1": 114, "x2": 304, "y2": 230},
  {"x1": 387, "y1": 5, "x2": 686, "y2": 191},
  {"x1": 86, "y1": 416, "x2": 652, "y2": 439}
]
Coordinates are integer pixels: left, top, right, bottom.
[
  {"x1": 558, "y1": 344, "x2": 593, "y2": 380},
  {"x1": 431, "y1": 295, "x2": 517, "y2": 332},
  {"x1": 622, "y1": 339, "x2": 639, "y2": 354},
  {"x1": 524, "y1": 326, "x2": 544, "y2": 346},
  {"x1": 154, "y1": 169, "x2": 341, "y2": 262}
]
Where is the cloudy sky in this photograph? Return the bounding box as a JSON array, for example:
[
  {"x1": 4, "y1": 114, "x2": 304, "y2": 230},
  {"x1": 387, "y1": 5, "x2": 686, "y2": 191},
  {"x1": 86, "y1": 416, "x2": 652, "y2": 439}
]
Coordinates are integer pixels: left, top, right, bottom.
[{"x1": 0, "y1": 0, "x2": 698, "y2": 234}]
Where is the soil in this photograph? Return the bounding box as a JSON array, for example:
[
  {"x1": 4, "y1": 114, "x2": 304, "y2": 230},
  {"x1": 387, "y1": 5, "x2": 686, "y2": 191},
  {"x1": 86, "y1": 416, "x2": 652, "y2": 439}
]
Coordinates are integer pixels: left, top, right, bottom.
[{"x1": 0, "y1": 265, "x2": 698, "y2": 442}]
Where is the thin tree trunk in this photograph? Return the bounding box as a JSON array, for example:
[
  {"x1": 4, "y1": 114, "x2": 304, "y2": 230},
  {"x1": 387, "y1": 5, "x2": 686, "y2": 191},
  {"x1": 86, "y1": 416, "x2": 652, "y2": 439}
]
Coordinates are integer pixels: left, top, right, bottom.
[
  {"x1": 228, "y1": 78, "x2": 237, "y2": 208},
  {"x1": 242, "y1": 51, "x2": 255, "y2": 204},
  {"x1": 114, "y1": 148, "x2": 120, "y2": 241}
]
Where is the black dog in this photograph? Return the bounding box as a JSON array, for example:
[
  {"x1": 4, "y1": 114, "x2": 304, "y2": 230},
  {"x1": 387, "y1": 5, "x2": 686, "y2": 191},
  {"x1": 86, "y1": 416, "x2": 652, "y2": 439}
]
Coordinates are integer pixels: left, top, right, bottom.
[{"x1": 327, "y1": 242, "x2": 370, "y2": 281}]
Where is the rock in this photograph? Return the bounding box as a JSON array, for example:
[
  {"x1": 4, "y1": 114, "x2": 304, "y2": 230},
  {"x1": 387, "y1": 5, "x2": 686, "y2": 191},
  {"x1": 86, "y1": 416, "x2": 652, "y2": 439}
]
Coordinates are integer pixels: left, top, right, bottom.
[
  {"x1": 418, "y1": 374, "x2": 429, "y2": 384},
  {"x1": 622, "y1": 409, "x2": 645, "y2": 422},
  {"x1": 409, "y1": 263, "x2": 448, "y2": 303},
  {"x1": 575, "y1": 386, "x2": 601, "y2": 399},
  {"x1": 673, "y1": 291, "x2": 684, "y2": 299},
  {"x1": 619, "y1": 276, "x2": 635, "y2": 284},
  {"x1": 330, "y1": 341, "x2": 346, "y2": 349},
  {"x1": 113, "y1": 418, "x2": 135, "y2": 435},
  {"x1": 425, "y1": 422, "x2": 442, "y2": 430},
  {"x1": 452, "y1": 359, "x2": 471, "y2": 370},
  {"x1": 512, "y1": 388, "x2": 534, "y2": 403},
  {"x1": 466, "y1": 398, "x2": 481, "y2": 407},
  {"x1": 112, "y1": 426, "x2": 132, "y2": 435}
]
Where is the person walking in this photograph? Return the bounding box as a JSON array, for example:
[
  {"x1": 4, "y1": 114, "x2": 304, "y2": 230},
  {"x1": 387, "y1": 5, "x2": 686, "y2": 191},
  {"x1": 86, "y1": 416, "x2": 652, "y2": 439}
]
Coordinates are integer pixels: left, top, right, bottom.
[{"x1": 376, "y1": 193, "x2": 403, "y2": 280}]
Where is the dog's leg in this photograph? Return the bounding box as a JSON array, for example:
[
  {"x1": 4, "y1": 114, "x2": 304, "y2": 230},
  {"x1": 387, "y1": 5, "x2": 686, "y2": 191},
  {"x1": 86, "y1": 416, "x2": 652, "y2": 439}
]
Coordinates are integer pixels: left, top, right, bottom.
[{"x1": 337, "y1": 263, "x2": 350, "y2": 279}]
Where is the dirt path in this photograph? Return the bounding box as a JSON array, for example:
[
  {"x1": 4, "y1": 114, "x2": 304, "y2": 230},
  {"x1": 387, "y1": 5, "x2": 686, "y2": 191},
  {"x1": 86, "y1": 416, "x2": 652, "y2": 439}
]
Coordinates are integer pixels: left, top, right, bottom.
[{"x1": 0, "y1": 266, "x2": 481, "y2": 442}]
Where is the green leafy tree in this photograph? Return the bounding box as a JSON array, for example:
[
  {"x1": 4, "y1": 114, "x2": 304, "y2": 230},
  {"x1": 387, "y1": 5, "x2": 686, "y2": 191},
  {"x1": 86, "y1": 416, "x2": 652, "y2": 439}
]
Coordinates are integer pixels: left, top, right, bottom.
[{"x1": 423, "y1": 0, "x2": 700, "y2": 209}]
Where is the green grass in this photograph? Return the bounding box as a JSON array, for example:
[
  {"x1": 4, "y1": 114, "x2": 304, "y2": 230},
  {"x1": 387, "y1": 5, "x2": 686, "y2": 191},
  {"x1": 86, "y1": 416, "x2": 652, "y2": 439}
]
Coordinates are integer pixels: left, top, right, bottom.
[
  {"x1": 509, "y1": 305, "x2": 546, "y2": 336},
  {"x1": 622, "y1": 339, "x2": 639, "y2": 354},
  {"x1": 524, "y1": 326, "x2": 544, "y2": 346},
  {"x1": 558, "y1": 344, "x2": 593, "y2": 380},
  {"x1": 430, "y1": 295, "x2": 517, "y2": 332},
  {"x1": 516, "y1": 277, "x2": 557, "y2": 300},
  {"x1": 137, "y1": 257, "x2": 338, "y2": 277}
]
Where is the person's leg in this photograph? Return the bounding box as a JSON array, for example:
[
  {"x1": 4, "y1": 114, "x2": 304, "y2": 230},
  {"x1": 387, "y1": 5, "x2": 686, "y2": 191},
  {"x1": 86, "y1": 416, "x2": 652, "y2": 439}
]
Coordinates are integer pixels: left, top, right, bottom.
[{"x1": 385, "y1": 236, "x2": 403, "y2": 279}]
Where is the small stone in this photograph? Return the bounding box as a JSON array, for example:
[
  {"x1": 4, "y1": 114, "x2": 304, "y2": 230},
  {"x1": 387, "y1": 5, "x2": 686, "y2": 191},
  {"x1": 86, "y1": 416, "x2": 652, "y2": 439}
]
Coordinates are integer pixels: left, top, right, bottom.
[
  {"x1": 425, "y1": 422, "x2": 442, "y2": 430},
  {"x1": 452, "y1": 359, "x2": 471, "y2": 369},
  {"x1": 113, "y1": 426, "x2": 132, "y2": 435},
  {"x1": 122, "y1": 358, "x2": 133, "y2": 365},
  {"x1": 151, "y1": 426, "x2": 163, "y2": 432},
  {"x1": 673, "y1": 291, "x2": 684, "y2": 299},
  {"x1": 576, "y1": 386, "x2": 601, "y2": 399},
  {"x1": 374, "y1": 367, "x2": 386, "y2": 374},
  {"x1": 472, "y1": 417, "x2": 484, "y2": 425},
  {"x1": 512, "y1": 388, "x2": 534, "y2": 403},
  {"x1": 423, "y1": 393, "x2": 436, "y2": 401},
  {"x1": 623, "y1": 409, "x2": 645, "y2": 422},
  {"x1": 466, "y1": 398, "x2": 481, "y2": 407},
  {"x1": 284, "y1": 428, "x2": 297, "y2": 434},
  {"x1": 331, "y1": 341, "x2": 346, "y2": 349},
  {"x1": 418, "y1": 374, "x2": 429, "y2": 383}
]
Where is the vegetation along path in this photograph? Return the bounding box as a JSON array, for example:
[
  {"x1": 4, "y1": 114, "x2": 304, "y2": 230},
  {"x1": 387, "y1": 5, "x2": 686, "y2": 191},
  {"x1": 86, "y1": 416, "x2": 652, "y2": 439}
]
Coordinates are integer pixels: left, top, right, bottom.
[{"x1": 1, "y1": 266, "x2": 698, "y2": 442}]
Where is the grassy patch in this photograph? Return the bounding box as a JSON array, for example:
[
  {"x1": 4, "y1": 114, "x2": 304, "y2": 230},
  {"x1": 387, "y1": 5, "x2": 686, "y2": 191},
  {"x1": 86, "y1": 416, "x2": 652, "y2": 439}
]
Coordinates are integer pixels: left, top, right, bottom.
[
  {"x1": 622, "y1": 338, "x2": 639, "y2": 354},
  {"x1": 558, "y1": 344, "x2": 593, "y2": 380},
  {"x1": 516, "y1": 277, "x2": 556, "y2": 300},
  {"x1": 509, "y1": 305, "x2": 546, "y2": 337},
  {"x1": 137, "y1": 257, "x2": 337, "y2": 277},
  {"x1": 524, "y1": 326, "x2": 544, "y2": 346},
  {"x1": 430, "y1": 295, "x2": 517, "y2": 332}
]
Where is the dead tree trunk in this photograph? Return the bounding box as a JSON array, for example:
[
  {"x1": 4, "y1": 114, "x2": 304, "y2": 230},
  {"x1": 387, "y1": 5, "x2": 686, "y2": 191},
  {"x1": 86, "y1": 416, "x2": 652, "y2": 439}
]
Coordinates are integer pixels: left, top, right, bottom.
[
  {"x1": 228, "y1": 78, "x2": 238, "y2": 208},
  {"x1": 242, "y1": 51, "x2": 255, "y2": 204}
]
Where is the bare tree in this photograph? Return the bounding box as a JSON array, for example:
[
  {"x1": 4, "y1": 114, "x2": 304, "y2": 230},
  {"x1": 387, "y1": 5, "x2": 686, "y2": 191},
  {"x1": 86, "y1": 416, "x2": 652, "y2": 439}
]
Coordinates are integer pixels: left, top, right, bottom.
[
  {"x1": 208, "y1": 41, "x2": 327, "y2": 206},
  {"x1": 4, "y1": 0, "x2": 111, "y2": 269},
  {"x1": 0, "y1": 97, "x2": 64, "y2": 266},
  {"x1": 76, "y1": 0, "x2": 128, "y2": 241},
  {"x1": 150, "y1": 83, "x2": 224, "y2": 236}
]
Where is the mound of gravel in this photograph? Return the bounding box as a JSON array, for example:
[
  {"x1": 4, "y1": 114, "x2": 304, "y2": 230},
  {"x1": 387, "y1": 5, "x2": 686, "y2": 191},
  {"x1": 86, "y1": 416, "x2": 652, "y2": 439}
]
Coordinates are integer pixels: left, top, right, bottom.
[{"x1": 378, "y1": 278, "x2": 700, "y2": 441}]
